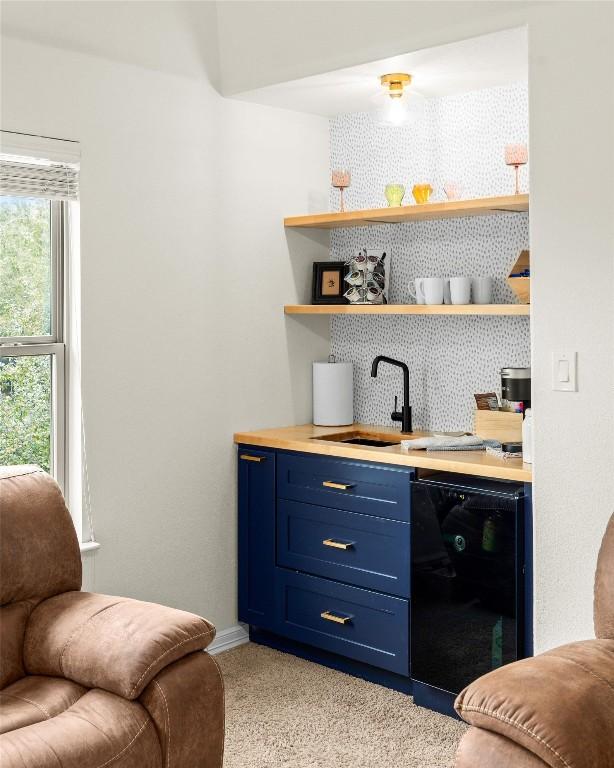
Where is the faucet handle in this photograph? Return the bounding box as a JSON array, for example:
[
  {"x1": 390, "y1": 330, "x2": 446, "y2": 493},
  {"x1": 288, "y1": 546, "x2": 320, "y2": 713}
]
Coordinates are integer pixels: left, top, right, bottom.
[{"x1": 391, "y1": 395, "x2": 402, "y2": 424}]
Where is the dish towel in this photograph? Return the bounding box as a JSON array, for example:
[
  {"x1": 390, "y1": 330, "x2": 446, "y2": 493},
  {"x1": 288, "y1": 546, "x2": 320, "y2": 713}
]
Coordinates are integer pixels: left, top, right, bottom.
[{"x1": 401, "y1": 436, "x2": 499, "y2": 452}]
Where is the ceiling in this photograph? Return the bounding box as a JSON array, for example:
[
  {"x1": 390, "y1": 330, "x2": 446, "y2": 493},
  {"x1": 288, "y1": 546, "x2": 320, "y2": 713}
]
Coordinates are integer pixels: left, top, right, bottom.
[
  {"x1": 0, "y1": 1, "x2": 221, "y2": 85},
  {"x1": 232, "y1": 27, "x2": 527, "y2": 116},
  {"x1": 0, "y1": 4, "x2": 527, "y2": 107}
]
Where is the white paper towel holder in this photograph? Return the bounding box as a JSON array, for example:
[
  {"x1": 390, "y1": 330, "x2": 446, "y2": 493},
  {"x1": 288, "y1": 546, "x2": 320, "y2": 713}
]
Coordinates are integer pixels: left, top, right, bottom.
[{"x1": 312, "y1": 354, "x2": 354, "y2": 427}]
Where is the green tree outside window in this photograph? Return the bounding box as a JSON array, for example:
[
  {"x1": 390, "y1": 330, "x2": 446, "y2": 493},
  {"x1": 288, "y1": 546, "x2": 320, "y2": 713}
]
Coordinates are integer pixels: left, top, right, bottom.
[{"x1": 0, "y1": 197, "x2": 53, "y2": 471}]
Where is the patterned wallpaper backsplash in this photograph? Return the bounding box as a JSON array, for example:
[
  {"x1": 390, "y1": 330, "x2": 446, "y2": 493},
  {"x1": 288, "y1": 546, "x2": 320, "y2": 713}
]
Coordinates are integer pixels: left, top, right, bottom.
[{"x1": 328, "y1": 83, "x2": 530, "y2": 432}]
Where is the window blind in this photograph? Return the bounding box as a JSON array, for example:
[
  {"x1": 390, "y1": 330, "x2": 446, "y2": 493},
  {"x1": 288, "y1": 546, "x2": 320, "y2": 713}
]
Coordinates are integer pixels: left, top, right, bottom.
[
  {"x1": 0, "y1": 156, "x2": 79, "y2": 201},
  {"x1": 0, "y1": 130, "x2": 80, "y2": 201}
]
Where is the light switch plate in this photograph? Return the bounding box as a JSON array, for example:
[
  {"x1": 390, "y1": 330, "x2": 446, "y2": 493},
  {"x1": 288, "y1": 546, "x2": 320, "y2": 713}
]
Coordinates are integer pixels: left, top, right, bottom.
[{"x1": 552, "y1": 350, "x2": 577, "y2": 391}]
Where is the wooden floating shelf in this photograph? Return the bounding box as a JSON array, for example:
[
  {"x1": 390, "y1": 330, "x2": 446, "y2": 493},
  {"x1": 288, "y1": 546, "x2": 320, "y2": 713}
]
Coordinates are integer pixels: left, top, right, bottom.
[
  {"x1": 285, "y1": 304, "x2": 530, "y2": 316},
  {"x1": 284, "y1": 194, "x2": 529, "y2": 229}
]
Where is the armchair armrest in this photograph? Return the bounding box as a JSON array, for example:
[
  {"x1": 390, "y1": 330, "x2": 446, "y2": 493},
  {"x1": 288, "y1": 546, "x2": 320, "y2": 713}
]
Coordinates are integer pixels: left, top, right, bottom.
[
  {"x1": 24, "y1": 591, "x2": 215, "y2": 699},
  {"x1": 454, "y1": 639, "x2": 614, "y2": 768}
]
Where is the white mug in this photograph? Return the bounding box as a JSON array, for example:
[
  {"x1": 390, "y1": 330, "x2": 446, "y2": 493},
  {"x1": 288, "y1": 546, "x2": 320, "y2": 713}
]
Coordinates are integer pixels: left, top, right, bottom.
[
  {"x1": 408, "y1": 278, "x2": 426, "y2": 304},
  {"x1": 449, "y1": 276, "x2": 472, "y2": 305},
  {"x1": 420, "y1": 277, "x2": 445, "y2": 305},
  {"x1": 472, "y1": 277, "x2": 494, "y2": 304}
]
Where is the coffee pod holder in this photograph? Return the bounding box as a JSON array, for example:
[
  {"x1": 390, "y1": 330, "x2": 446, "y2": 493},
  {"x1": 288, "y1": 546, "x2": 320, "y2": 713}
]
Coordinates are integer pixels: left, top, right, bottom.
[{"x1": 343, "y1": 249, "x2": 389, "y2": 305}]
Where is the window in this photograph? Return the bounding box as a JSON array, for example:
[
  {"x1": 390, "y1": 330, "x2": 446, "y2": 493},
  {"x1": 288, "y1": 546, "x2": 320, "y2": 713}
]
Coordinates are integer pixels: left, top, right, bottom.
[
  {"x1": 1, "y1": 135, "x2": 79, "y2": 491},
  {"x1": 0, "y1": 197, "x2": 66, "y2": 481}
]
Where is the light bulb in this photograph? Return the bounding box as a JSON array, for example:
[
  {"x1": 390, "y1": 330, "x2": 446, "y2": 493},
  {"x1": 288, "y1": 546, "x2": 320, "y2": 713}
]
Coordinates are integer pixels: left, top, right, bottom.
[
  {"x1": 387, "y1": 97, "x2": 409, "y2": 127},
  {"x1": 373, "y1": 87, "x2": 425, "y2": 128}
]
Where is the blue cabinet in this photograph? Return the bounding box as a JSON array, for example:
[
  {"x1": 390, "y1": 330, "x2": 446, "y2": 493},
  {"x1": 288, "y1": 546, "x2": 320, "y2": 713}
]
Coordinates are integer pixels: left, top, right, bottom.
[
  {"x1": 240, "y1": 446, "x2": 413, "y2": 679},
  {"x1": 237, "y1": 446, "x2": 276, "y2": 630},
  {"x1": 277, "y1": 498, "x2": 410, "y2": 597},
  {"x1": 275, "y1": 569, "x2": 409, "y2": 675},
  {"x1": 277, "y1": 452, "x2": 411, "y2": 521}
]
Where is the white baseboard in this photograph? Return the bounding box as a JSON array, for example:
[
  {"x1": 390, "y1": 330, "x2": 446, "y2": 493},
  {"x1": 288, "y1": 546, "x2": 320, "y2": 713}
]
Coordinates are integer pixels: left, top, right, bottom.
[{"x1": 208, "y1": 623, "x2": 249, "y2": 655}]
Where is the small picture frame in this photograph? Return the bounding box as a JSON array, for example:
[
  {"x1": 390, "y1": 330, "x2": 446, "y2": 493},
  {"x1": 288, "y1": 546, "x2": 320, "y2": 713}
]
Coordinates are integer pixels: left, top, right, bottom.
[{"x1": 311, "y1": 261, "x2": 348, "y2": 304}]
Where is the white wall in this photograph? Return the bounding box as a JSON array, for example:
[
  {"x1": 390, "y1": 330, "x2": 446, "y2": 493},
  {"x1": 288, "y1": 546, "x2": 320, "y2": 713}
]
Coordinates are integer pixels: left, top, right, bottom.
[
  {"x1": 217, "y1": 0, "x2": 614, "y2": 652},
  {"x1": 0, "y1": 35, "x2": 330, "y2": 630},
  {"x1": 528, "y1": 2, "x2": 614, "y2": 648}
]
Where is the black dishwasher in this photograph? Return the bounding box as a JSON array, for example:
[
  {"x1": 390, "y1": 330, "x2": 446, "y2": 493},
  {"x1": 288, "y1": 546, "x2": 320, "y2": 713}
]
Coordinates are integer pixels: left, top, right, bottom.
[{"x1": 411, "y1": 473, "x2": 525, "y2": 697}]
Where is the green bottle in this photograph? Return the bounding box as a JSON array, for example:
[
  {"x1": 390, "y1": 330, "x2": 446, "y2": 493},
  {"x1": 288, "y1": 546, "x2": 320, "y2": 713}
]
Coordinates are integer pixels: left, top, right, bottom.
[{"x1": 482, "y1": 514, "x2": 502, "y2": 553}]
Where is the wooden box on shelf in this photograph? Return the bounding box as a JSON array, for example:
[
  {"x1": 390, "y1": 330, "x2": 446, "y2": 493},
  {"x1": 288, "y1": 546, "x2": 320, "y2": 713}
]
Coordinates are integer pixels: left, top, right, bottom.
[
  {"x1": 507, "y1": 249, "x2": 530, "y2": 304},
  {"x1": 474, "y1": 410, "x2": 523, "y2": 443}
]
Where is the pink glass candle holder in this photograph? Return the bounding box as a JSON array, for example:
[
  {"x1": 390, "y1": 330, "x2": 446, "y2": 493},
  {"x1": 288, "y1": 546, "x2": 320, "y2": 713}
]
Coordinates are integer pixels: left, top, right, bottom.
[
  {"x1": 332, "y1": 169, "x2": 351, "y2": 212},
  {"x1": 443, "y1": 182, "x2": 462, "y2": 200},
  {"x1": 505, "y1": 144, "x2": 528, "y2": 195}
]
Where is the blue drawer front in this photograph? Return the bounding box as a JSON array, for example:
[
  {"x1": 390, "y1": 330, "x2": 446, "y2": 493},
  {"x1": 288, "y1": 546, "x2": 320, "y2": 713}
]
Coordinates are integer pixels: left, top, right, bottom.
[
  {"x1": 275, "y1": 569, "x2": 409, "y2": 675},
  {"x1": 277, "y1": 499, "x2": 410, "y2": 598},
  {"x1": 277, "y1": 452, "x2": 412, "y2": 522}
]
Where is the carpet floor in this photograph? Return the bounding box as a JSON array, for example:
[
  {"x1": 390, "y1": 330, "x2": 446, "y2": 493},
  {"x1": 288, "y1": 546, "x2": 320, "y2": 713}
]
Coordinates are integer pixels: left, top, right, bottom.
[{"x1": 216, "y1": 643, "x2": 467, "y2": 768}]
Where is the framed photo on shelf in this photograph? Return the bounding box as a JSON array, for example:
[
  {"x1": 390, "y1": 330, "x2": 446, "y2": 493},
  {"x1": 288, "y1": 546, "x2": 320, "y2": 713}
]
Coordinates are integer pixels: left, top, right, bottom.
[{"x1": 311, "y1": 261, "x2": 348, "y2": 304}]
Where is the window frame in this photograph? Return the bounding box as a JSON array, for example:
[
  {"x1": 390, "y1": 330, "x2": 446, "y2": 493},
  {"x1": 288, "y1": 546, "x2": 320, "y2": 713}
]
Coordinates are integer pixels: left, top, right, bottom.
[{"x1": 0, "y1": 199, "x2": 68, "y2": 490}]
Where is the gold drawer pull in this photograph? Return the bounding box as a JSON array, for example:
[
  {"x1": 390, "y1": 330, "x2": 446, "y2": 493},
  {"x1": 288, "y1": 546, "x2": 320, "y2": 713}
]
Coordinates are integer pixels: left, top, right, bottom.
[
  {"x1": 321, "y1": 610, "x2": 352, "y2": 625},
  {"x1": 240, "y1": 454, "x2": 266, "y2": 463},
  {"x1": 322, "y1": 481, "x2": 355, "y2": 490},
  {"x1": 323, "y1": 538, "x2": 354, "y2": 550}
]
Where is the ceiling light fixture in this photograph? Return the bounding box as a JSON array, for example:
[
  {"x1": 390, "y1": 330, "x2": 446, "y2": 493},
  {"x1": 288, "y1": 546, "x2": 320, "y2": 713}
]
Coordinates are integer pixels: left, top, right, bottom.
[
  {"x1": 376, "y1": 72, "x2": 424, "y2": 127},
  {"x1": 381, "y1": 73, "x2": 412, "y2": 98}
]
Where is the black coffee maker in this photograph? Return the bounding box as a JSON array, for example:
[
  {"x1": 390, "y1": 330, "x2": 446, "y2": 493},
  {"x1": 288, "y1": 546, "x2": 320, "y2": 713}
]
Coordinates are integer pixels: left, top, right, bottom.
[{"x1": 501, "y1": 367, "x2": 531, "y2": 411}]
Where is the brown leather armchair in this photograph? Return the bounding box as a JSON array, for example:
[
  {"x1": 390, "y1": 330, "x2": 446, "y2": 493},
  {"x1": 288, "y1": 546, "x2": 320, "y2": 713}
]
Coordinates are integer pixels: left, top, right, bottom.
[
  {"x1": 454, "y1": 513, "x2": 614, "y2": 768},
  {"x1": 0, "y1": 466, "x2": 224, "y2": 767}
]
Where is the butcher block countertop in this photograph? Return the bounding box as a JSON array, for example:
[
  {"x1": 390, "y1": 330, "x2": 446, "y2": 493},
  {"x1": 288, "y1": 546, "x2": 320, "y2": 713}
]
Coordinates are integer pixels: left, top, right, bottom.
[{"x1": 234, "y1": 423, "x2": 532, "y2": 483}]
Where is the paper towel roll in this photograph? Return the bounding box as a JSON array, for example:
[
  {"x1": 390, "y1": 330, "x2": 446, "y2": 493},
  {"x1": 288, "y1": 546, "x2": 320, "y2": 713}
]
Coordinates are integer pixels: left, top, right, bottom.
[{"x1": 313, "y1": 360, "x2": 353, "y2": 426}]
